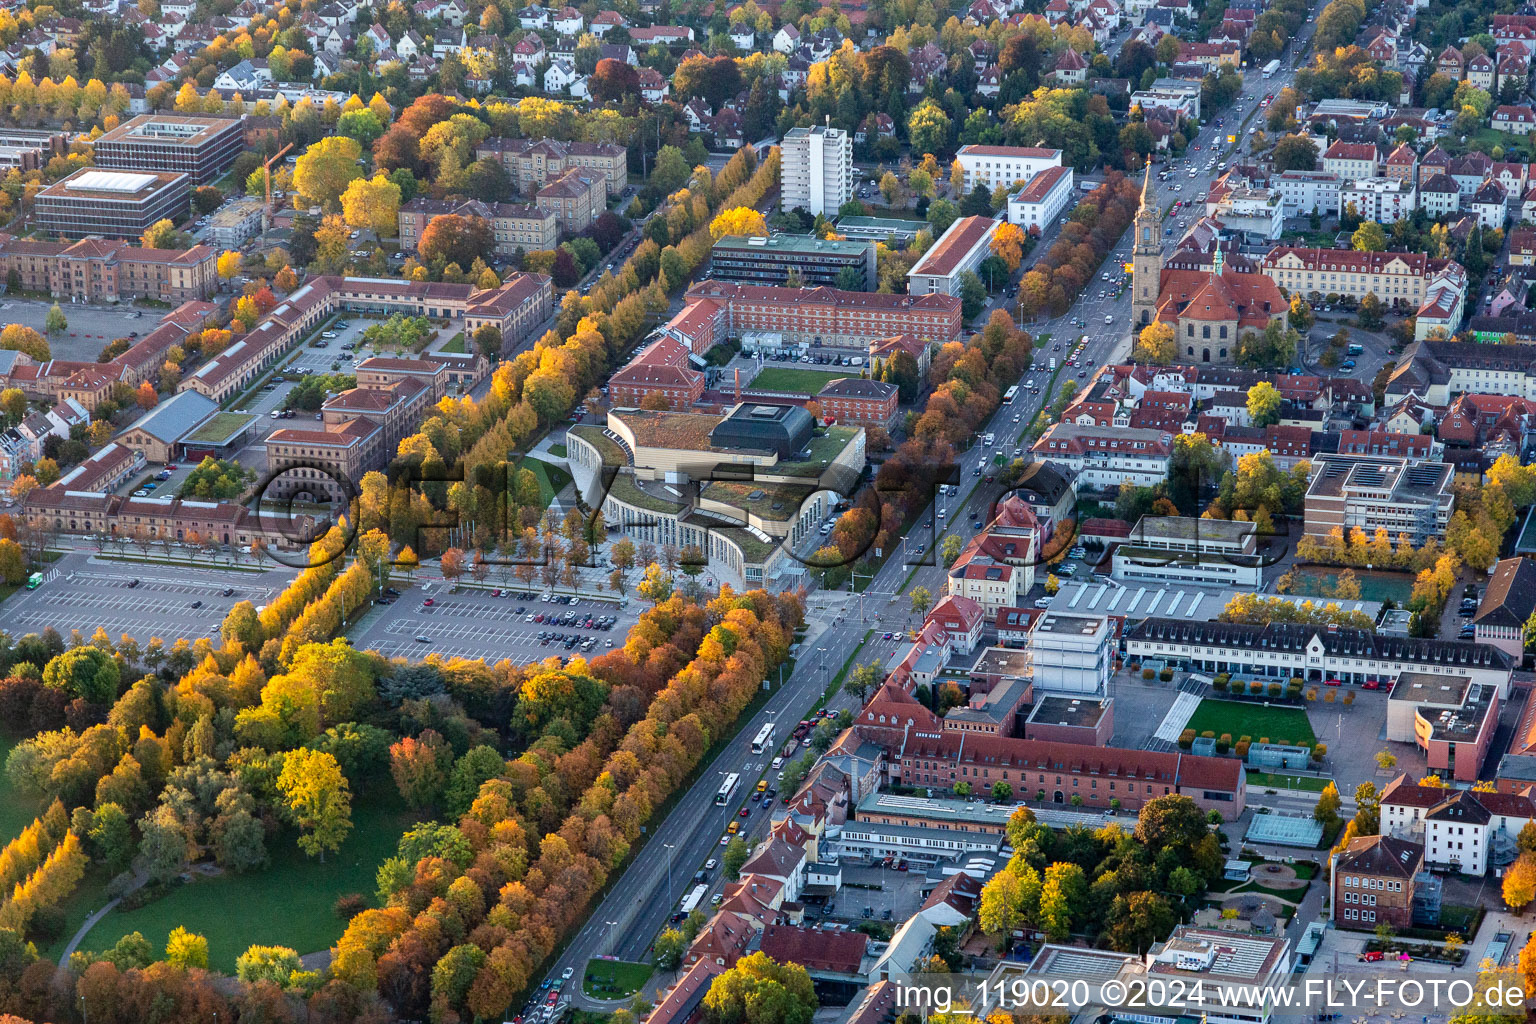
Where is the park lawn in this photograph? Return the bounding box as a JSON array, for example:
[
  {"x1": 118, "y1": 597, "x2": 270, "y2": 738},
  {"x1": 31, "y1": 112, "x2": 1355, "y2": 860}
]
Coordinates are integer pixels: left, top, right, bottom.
[
  {"x1": 72, "y1": 797, "x2": 412, "y2": 972},
  {"x1": 549, "y1": 443, "x2": 568, "y2": 458},
  {"x1": 438, "y1": 332, "x2": 467, "y2": 354},
  {"x1": 1185, "y1": 699, "x2": 1317, "y2": 748},
  {"x1": 529, "y1": 460, "x2": 573, "y2": 507},
  {"x1": 748, "y1": 367, "x2": 849, "y2": 395},
  {"x1": 583, "y1": 959, "x2": 653, "y2": 999},
  {"x1": 0, "y1": 735, "x2": 45, "y2": 848}
]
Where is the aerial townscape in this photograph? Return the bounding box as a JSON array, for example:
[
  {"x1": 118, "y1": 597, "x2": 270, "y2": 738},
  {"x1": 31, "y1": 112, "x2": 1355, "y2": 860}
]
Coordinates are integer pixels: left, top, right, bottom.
[{"x1": 13, "y1": 0, "x2": 1536, "y2": 1018}]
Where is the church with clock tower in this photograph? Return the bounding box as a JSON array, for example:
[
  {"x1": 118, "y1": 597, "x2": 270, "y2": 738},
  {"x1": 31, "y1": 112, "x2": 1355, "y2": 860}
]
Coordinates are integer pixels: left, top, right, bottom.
[{"x1": 1129, "y1": 167, "x2": 1286, "y2": 365}]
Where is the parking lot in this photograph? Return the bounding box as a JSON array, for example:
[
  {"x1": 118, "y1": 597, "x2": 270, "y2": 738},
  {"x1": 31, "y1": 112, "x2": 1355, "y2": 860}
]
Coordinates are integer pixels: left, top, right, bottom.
[
  {"x1": 6, "y1": 550, "x2": 300, "y2": 644},
  {"x1": 347, "y1": 583, "x2": 641, "y2": 662},
  {"x1": 0, "y1": 298, "x2": 154, "y2": 362}
]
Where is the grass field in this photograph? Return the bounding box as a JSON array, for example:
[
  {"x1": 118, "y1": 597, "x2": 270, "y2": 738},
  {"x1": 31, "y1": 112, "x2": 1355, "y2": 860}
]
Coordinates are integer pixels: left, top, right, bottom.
[
  {"x1": 438, "y1": 332, "x2": 467, "y2": 354},
  {"x1": 1246, "y1": 770, "x2": 1330, "y2": 792},
  {"x1": 1185, "y1": 699, "x2": 1317, "y2": 747},
  {"x1": 748, "y1": 367, "x2": 848, "y2": 394},
  {"x1": 183, "y1": 412, "x2": 256, "y2": 445},
  {"x1": 69, "y1": 798, "x2": 412, "y2": 972},
  {"x1": 583, "y1": 959, "x2": 653, "y2": 999},
  {"x1": 528, "y1": 460, "x2": 573, "y2": 506},
  {"x1": 0, "y1": 735, "x2": 44, "y2": 848}
]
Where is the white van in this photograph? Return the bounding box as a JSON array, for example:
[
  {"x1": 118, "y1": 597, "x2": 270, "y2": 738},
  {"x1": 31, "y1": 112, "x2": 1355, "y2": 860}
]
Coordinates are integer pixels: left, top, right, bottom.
[{"x1": 982, "y1": 433, "x2": 995, "y2": 446}]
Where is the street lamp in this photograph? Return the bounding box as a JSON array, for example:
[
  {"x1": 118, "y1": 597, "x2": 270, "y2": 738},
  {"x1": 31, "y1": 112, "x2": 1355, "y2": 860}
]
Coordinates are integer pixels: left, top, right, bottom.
[
  {"x1": 663, "y1": 842, "x2": 675, "y2": 902},
  {"x1": 606, "y1": 919, "x2": 619, "y2": 953}
]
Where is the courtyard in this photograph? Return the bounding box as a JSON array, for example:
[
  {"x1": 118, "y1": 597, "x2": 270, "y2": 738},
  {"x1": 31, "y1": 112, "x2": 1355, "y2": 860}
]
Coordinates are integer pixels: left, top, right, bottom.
[{"x1": 1184, "y1": 698, "x2": 1319, "y2": 748}]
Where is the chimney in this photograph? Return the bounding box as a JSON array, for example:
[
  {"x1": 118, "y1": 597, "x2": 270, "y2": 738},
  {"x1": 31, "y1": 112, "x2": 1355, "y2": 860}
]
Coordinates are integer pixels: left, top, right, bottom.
[{"x1": 735, "y1": 368, "x2": 742, "y2": 403}]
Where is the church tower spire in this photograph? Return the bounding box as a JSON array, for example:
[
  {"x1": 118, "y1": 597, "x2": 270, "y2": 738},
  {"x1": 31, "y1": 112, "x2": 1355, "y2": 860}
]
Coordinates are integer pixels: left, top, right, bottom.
[{"x1": 1131, "y1": 164, "x2": 1163, "y2": 329}]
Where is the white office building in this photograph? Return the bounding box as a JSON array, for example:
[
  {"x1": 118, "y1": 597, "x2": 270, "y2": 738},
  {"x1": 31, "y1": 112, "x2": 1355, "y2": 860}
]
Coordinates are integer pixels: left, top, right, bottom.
[
  {"x1": 1111, "y1": 514, "x2": 1263, "y2": 588},
  {"x1": 955, "y1": 144, "x2": 1063, "y2": 194},
  {"x1": 1027, "y1": 612, "x2": 1112, "y2": 695},
  {"x1": 780, "y1": 125, "x2": 853, "y2": 216}
]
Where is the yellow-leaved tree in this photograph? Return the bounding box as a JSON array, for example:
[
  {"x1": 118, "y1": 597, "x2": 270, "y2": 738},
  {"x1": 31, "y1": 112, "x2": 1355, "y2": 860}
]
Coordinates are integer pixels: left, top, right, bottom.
[
  {"x1": 709, "y1": 206, "x2": 769, "y2": 240},
  {"x1": 340, "y1": 173, "x2": 402, "y2": 237}
]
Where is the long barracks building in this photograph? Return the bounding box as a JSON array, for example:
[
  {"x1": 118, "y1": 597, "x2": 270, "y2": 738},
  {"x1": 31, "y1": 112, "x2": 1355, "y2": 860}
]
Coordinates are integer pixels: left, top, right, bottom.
[{"x1": 1124, "y1": 619, "x2": 1514, "y2": 697}]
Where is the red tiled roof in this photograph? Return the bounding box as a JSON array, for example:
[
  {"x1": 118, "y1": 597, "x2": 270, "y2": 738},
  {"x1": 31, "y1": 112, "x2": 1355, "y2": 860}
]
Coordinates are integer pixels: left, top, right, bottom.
[{"x1": 910, "y1": 216, "x2": 998, "y2": 279}]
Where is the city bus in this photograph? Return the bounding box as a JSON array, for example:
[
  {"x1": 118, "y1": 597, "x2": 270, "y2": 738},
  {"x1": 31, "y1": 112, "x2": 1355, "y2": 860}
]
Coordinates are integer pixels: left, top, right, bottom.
[
  {"x1": 24, "y1": 572, "x2": 42, "y2": 590},
  {"x1": 679, "y1": 883, "x2": 709, "y2": 916},
  {"x1": 751, "y1": 722, "x2": 775, "y2": 754},
  {"x1": 715, "y1": 772, "x2": 740, "y2": 805},
  {"x1": 1003, "y1": 385, "x2": 1019, "y2": 403}
]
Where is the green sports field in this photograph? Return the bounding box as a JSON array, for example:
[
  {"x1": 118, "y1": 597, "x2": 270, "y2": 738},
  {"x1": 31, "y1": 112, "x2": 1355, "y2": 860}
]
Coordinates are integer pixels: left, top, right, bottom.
[
  {"x1": 748, "y1": 367, "x2": 850, "y2": 394},
  {"x1": 1185, "y1": 699, "x2": 1317, "y2": 747}
]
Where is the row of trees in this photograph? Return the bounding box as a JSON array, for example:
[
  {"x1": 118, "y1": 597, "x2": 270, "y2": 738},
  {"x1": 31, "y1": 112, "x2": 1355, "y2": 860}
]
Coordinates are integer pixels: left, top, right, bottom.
[
  {"x1": 1017, "y1": 174, "x2": 1140, "y2": 319},
  {"x1": 335, "y1": 588, "x2": 802, "y2": 1020}
]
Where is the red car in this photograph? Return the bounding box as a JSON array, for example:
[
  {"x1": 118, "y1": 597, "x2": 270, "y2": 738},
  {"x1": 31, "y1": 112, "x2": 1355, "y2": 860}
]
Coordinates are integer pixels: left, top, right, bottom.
[
  {"x1": 423, "y1": 598, "x2": 435, "y2": 607},
  {"x1": 491, "y1": 589, "x2": 501, "y2": 597},
  {"x1": 1359, "y1": 951, "x2": 1384, "y2": 962},
  {"x1": 1362, "y1": 680, "x2": 1381, "y2": 690},
  {"x1": 1324, "y1": 677, "x2": 1341, "y2": 686}
]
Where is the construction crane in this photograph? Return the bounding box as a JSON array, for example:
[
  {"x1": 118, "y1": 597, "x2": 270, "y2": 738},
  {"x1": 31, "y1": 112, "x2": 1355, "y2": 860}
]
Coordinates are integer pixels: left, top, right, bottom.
[{"x1": 261, "y1": 142, "x2": 293, "y2": 231}]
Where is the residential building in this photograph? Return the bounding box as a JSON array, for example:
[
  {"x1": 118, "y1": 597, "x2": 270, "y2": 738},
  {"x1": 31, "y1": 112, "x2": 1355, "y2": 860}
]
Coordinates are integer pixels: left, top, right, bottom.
[
  {"x1": 708, "y1": 234, "x2": 876, "y2": 290},
  {"x1": 472, "y1": 137, "x2": 628, "y2": 196},
  {"x1": 1472, "y1": 555, "x2": 1536, "y2": 658},
  {"x1": 91, "y1": 114, "x2": 245, "y2": 183},
  {"x1": 1303, "y1": 453, "x2": 1455, "y2": 541},
  {"x1": 1494, "y1": 104, "x2": 1536, "y2": 134},
  {"x1": 1419, "y1": 173, "x2": 1461, "y2": 217},
  {"x1": 1031, "y1": 421, "x2": 1173, "y2": 488},
  {"x1": 1276, "y1": 170, "x2": 1342, "y2": 217},
  {"x1": 780, "y1": 125, "x2": 853, "y2": 216},
  {"x1": 925, "y1": 594, "x2": 986, "y2": 654},
  {"x1": 1322, "y1": 140, "x2": 1381, "y2": 179},
  {"x1": 35, "y1": 168, "x2": 191, "y2": 240},
  {"x1": 1341, "y1": 177, "x2": 1416, "y2": 223},
  {"x1": 1208, "y1": 186, "x2": 1284, "y2": 242},
  {"x1": 397, "y1": 197, "x2": 557, "y2": 254},
  {"x1": 946, "y1": 493, "x2": 1040, "y2": 607},
  {"x1": 1386, "y1": 340, "x2": 1536, "y2": 402},
  {"x1": 1259, "y1": 247, "x2": 1465, "y2": 309},
  {"x1": 907, "y1": 215, "x2": 998, "y2": 296},
  {"x1": 955, "y1": 144, "x2": 1064, "y2": 193}
]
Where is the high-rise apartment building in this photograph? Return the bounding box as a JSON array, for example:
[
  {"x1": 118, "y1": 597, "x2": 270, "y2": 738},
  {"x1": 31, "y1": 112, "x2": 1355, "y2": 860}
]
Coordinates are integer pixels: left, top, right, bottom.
[{"x1": 780, "y1": 125, "x2": 853, "y2": 216}]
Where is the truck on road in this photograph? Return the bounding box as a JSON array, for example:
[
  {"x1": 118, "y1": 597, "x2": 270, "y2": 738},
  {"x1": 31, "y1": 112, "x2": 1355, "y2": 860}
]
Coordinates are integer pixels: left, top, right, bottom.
[{"x1": 1263, "y1": 59, "x2": 1280, "y2": 78}]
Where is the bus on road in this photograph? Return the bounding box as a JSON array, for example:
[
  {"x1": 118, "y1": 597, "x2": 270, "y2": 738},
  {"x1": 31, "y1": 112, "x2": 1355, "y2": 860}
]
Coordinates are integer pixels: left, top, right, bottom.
[
  {"x1": 25, "y1": 572, "x2": 42, "y2": 590},
  {"x1": 715, "y1": 772, "x2": 740, "y2": 805},
  {"x1": 680, "y1": 884, "x2": 709, "y2": 916},
  {"x1": 1003, "y1": 385, "x2": 1019, "y2": 403},
  {"x1": 751, "y1": 723, "x2": 775, "y2": 754},
  {"x1": 1263, "y1": 59, "x2": 1280, "y2": 77}
]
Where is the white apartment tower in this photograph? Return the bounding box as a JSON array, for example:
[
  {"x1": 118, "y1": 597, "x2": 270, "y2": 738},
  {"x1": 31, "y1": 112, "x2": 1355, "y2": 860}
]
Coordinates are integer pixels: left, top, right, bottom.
[{"x1": 781, "y1": 125, "x2": 853, "y2": 216}]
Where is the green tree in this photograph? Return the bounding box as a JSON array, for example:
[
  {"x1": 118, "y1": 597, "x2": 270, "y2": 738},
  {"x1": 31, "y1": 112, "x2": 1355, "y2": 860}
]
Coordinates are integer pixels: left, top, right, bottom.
[
  {"x1": 910, "y1": 585, "x2": 933, "y2": 617},
  {"x1": 941, "y1": 534, "x2": 963, "y2": 566},
  {"x1": 44, "y1": 304, "x2": 67, "y2": 339},
  {"x1": 1039, "y1": 862, "x2": 1087, "y2": 941},
  {"x1": 701, "y1": 952, "x2": 816, "y2": 1024},
  {"x1": 653, "y1": 927, "x2": 687, "y2": 970},
  {"x1": 42, "y1": 646, "x2": 119, "y2": 704},
  {"x1": 723, "y1": 836, "x2": 749, "y2": 880},
  {"x1": 1351, "y1": 221, "x2": 1387, "y2": 252},
  {"x1": 991, "y1": 780, "x2": 1013, "y2": 802},
  {"x1": 235, "y1": 944, "x2": 301, "y2": 986},
  {"x1": 276, "y1": 748, "x2": 352, "y2": 860},
  {"x1": 843, "y1": 661, "x2": 883, "y2": 703}
]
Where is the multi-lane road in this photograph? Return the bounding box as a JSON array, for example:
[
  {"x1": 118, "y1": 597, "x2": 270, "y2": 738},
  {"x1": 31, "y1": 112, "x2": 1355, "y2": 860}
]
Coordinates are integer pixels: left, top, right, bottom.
[{"x1": 537, "y1": 19, "x2": 1332, "y2": 1018}]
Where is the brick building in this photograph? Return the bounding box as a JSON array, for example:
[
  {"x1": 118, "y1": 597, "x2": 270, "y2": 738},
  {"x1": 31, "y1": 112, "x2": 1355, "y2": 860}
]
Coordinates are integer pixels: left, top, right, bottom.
[
  {"x1": 1330, "y1": 834, "x2": 1424, "y2": 931},
  {"x1": 815, "y1": 377, "x2": 898, "y2": 430},
  {"x1": 608, "y1": 337, "x2": 705, "y2": 409},
  {"x1": 0, "y1": 234, "x2": 216, "y2": 303}
]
